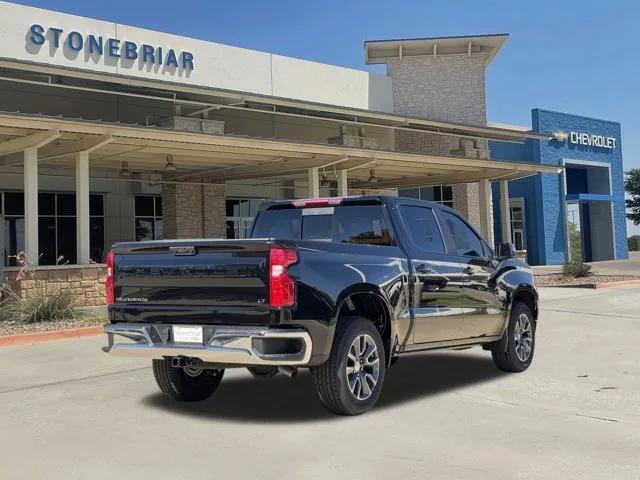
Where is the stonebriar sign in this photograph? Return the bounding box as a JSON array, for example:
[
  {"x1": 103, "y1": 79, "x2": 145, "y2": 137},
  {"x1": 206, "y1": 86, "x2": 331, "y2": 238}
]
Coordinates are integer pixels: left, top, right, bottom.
[{"x1": 28, "y1": 24, "x2": 195, "y2": 70}]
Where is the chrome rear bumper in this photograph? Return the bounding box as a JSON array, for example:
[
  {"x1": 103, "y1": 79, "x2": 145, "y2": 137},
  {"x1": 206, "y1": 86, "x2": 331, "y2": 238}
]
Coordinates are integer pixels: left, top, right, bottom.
[{"x1": 102, "y1": 323, "x2": 312, "y2": 366}]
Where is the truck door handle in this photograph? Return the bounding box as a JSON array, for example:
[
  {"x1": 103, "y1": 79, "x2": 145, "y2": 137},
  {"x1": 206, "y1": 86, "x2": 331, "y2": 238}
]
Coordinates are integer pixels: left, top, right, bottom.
[
  {"x1": 462, "y1": 266, "x2": 474, "y2": 275},
  {"x1": 415, "y1": 263, "x2": 432, "y2": 273}
]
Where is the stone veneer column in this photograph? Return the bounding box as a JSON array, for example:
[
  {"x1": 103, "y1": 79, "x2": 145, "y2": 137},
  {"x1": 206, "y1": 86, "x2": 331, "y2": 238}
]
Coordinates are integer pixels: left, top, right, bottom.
[
  {"x1": 203, "y1": 183, "x2": 227, "y2": 238},
  {"x1": 163, "y1": 180, "x2": 226, "y2": 239},
  {"x1": 386, "y1": 54, "x2": 489, "y2": 231}
]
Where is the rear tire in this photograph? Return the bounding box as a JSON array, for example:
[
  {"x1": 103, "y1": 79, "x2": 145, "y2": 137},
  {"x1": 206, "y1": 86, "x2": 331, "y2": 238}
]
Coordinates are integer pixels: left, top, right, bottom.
[
  {"x1": 311, "y1": 316, "x2": 386, "y2": 416},
  {"x1": 152, "y1": 359, "x2": 224, "y2": 401},
  {"x1": 492, "y1": 302, "x2": 535, "y2": 373}
]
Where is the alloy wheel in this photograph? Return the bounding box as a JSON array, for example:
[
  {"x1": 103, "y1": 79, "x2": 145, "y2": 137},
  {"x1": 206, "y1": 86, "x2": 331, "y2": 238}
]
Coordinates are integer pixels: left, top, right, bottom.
[
  {"x1": 346, "y1": 333, "x2": 380, "y2": 401},
  {"x1": 514, "y1": 313, "x2": 533, "y2": 362}
]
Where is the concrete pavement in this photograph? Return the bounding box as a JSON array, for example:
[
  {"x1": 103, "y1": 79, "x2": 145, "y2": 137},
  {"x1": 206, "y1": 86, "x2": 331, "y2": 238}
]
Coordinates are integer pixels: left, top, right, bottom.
[{"x1": 1, "y1": 286, "x2": 639, "y2": 479}]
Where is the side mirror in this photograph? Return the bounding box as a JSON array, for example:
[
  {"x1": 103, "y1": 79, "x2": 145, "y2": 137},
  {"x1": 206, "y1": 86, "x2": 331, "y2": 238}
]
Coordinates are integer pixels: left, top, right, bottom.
[{"x1": 494, "y1": 242, "x2": 516, "y2": 259}]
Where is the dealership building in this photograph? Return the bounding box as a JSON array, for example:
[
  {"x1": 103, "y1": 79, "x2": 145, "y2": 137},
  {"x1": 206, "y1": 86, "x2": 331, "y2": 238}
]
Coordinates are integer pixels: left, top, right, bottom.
[{"x1": 0, "y1": 1, "x2": 627, "y2": 305}]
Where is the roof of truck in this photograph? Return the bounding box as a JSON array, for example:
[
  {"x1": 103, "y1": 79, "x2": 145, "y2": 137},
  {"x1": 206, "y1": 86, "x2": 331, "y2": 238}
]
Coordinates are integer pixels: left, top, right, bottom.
[{"x1": 261, "y1": 195, "x2": 458, "y2": 213}]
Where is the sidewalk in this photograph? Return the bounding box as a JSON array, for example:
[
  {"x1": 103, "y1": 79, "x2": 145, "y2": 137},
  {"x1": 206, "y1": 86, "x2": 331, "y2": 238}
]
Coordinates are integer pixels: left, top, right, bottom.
[{"x1": 533, "y1": 251, "x2": 640, "y2": 276}]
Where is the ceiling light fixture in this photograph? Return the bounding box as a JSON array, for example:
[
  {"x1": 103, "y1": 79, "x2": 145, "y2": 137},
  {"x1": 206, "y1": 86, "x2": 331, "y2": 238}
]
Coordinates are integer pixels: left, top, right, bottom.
[
  {"x1": 165, "y1": 154, "x2": 176, "y2": 172},
  {"x1": 119, "y1": 161, "x2": 131, "y2": 178},
  {"x1": 320, "y1": 172, "x2": 331, "y2": 187}
]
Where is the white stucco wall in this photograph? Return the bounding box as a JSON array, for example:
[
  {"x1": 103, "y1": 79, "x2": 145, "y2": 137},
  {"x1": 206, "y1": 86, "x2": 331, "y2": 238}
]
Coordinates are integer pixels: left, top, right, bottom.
[{"x1": 0, "y1": 1, "x2": 393, "y2": 112}]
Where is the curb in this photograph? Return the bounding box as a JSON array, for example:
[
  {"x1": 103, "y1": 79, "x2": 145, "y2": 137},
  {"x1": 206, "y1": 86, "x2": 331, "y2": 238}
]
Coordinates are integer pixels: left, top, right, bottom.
[
  {"x1": 0, "y1": 325, "x2": 103, "y2": 348},
  {"x1": 593, "y1": 279, "x2": 640, "y2": 289},
  {"x1": 541, "y1": 279, "x2": 640, "y2": 289}
]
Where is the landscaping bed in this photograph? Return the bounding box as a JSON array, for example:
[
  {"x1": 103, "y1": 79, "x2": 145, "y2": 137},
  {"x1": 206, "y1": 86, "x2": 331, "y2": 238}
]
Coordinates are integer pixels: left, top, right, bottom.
[
  {"x1": 0, "y1": 316, "x2": 104, "y2": 336},
  {"x1": 535, "y1": 274, "x2": 640, "y2": 288}
]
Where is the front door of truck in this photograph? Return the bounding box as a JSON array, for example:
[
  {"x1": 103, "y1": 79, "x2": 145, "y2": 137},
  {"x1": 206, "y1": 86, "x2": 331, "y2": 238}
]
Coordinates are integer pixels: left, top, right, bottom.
[
  {"x1": 436, "y1": 210, "x2": 504, "y2": 339},
  {"x1": 397, "y1": 204, "x2": 465, "y2": 343}
]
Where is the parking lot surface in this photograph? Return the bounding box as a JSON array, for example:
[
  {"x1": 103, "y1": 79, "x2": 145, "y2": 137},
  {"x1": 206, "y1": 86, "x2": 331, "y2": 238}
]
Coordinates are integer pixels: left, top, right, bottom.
[{"x1": 1, "y1": 287, "x2": 639, "y2": 479}]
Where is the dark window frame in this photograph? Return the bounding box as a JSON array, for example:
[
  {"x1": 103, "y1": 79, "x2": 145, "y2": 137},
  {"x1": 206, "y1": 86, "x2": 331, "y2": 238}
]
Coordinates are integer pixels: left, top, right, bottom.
[
  {"x1": 1, "y1": 191, "x2": 105, "y2": 266},
  {"x1": 134, "y1": 195, "x2": 163, "y2": 241}
]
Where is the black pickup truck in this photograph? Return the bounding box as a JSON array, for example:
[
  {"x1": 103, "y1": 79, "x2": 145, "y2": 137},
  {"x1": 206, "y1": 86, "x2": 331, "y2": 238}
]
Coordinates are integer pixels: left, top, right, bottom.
[{"x1": 103, "y1": 195, "x2": 538, "y2": 415}]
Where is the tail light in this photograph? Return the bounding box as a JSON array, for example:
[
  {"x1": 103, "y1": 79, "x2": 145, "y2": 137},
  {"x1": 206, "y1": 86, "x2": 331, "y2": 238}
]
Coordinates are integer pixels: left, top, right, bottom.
[
  {"x1": 105, "y1": 250, "x2": 115, "y2": 305},
  {"x1": 269, "y1": 247, "x2": 298, "y2": 308}
]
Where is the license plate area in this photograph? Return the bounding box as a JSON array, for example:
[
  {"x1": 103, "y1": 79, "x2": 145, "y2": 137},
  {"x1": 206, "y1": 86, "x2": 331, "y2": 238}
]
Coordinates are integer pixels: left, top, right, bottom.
[{"x1": 172, "y1": 325, "x2": 203, "y2": 344}]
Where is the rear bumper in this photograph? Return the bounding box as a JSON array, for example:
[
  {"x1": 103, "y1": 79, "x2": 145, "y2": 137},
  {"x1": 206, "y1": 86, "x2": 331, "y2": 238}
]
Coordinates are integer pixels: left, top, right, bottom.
[{"x1": 102, "y1": 323, "x2": 312, "y2": 366}]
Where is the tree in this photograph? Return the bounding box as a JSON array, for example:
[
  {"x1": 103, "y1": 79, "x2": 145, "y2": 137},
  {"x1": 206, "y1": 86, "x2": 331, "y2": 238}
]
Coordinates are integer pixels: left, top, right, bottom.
[{"x1": 625, "y1": 169, "x2": 640, "y2": 225}]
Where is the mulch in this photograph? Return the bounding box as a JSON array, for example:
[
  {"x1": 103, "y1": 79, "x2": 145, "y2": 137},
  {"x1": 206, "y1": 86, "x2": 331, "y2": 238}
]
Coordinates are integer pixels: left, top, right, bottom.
[
  {"x1": 535, "y1": 274, "x2": 640, "y2": 288},
  {"x1": 0, "y1": 316, "x2": 104, "y2": 337}
]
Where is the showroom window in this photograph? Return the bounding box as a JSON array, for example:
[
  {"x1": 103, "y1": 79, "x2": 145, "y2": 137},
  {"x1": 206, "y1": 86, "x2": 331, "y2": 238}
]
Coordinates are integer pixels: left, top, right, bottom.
[
  {"x1": 398, "y1": 186, "x2": 454, "y2": 208},
  {"x1": 1, "y1": 192, "x2": 105, "y2": 266},
  {"x1": 226, "y1": 198, "x2": 264, "y2": 239},
  {"x1": 135, "y1": 196, "x2": 163, "y2": 241}
]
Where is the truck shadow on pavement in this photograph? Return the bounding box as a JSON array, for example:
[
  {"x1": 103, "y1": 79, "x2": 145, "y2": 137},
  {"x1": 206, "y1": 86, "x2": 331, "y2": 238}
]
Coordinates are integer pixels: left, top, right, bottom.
[{"x1": 142, "y1": 352, "x2": 505, "y2": 423}]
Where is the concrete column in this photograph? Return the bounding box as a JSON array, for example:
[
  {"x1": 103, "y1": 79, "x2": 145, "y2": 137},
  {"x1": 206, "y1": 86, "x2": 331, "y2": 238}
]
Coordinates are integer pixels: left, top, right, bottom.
[
  {"x1": 75, "y1": 151, "x2": 91, "y2": 264},
  {"x1": 499, "y1": 180, "x2": 512, "y2": 244},
  {"x1": 337, "y1": 170, "x2": 348, "y2": 196},
  {"x1": 308, "y1": 167, "x2": 320, "y2": 197},
  {"x1": 24, "y1": 147, "x2": 39, "y2": 265},
  {"x1": 478, "y1": 179, "x2": 493, "y2": 244}
]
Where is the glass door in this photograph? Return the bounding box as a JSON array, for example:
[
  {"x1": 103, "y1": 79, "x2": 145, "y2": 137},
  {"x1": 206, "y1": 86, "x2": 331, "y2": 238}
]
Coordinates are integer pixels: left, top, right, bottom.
[{"x1": 509, "y1": 199, "x2": 527, "y2": 253}]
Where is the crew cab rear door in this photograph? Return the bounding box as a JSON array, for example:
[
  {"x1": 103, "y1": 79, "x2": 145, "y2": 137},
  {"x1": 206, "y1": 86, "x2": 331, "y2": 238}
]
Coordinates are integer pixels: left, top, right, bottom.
[
  {"x1": 396, "y1": 203, "x2": 465, "y2": 343},
  {"x1": 436, "y1": 210, "x2": 504, "y2": 339}
]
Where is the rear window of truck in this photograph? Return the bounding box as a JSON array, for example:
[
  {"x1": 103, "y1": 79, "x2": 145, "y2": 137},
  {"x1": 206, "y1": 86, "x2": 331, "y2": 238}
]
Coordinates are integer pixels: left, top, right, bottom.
[{"x1": 251, "y1": 205, "x2": 393, "y2": 246}]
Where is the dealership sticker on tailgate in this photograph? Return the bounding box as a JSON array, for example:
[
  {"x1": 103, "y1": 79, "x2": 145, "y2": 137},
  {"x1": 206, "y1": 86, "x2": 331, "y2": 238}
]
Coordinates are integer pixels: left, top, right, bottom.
[{"x1": 172, "y1": 325, "x2": 204, "y2": 344}]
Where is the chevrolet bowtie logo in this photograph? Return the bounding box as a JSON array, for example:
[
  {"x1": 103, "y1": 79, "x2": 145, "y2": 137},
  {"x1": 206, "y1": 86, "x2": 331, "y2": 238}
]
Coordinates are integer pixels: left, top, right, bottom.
[{"x1": 552, "y1": 130, "x2": 568, "y2": 142}]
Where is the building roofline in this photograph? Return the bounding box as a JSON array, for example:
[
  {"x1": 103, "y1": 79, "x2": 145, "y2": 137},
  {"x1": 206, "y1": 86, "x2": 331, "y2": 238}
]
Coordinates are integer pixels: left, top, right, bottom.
[
  {"x1": 364, "y1": 33, "x2": 509, "y2": 45},
  {"x1": 364, "y1": 33, "x2": 509, "y2": 66},
  {"x1": 533, "y1": 108, "x2": 621, "y2": 127}
]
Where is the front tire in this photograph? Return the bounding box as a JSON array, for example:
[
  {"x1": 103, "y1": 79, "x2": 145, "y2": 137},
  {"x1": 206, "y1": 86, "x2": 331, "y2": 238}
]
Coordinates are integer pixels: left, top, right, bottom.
[
  {"x1": 492, "y1": 302, "x2": 535, "y2": 372},
  {"x1": 311, "y1": 316, "x2": 386, "y2": 416},
  {"x1": 152, "y1": 359, "x2": 224, "y2": 401}
]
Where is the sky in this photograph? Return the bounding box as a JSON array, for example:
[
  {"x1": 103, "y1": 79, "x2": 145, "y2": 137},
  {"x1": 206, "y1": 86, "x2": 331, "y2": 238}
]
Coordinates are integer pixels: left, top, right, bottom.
[{"x1": 10, "y1": 0, "x2": 640, "y2": 233}]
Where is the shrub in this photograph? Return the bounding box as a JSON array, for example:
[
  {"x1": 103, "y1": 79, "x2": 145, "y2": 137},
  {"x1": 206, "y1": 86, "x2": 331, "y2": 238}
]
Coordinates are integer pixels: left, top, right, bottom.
[
  {"x1": 0, "y1": 251, "x2": 76, "y2": 323},
  {"x1": 562, "y1": 261, "x2": 592, "y2": 278},
  {"x1": 628, "y1": 235, "x2": 640, "y2": 252},
  {"x1": 567, "y1": 221, "x2": 583, "y2": 262},
  {"x1": 0, "y1": 283, "x2": 76, "y2": 323}
]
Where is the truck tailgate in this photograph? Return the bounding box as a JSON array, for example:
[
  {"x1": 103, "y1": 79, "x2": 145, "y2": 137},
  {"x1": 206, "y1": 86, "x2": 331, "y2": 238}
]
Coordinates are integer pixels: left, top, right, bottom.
[{"x1": 110, "y1": 240, "x2": 271, "y2": 325}]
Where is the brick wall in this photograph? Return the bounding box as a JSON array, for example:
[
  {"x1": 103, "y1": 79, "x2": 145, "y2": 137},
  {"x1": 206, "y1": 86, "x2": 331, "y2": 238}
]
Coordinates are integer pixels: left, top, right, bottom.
[
  {"x1": 163, "y1": 180, "x2": 226, "y2": 239},
  {"x1": 386, "y1": 54, "x2": 489, "y2": 230},
  {"x1": 5, "y1": 266, "x2": 107, "y2": 307}
]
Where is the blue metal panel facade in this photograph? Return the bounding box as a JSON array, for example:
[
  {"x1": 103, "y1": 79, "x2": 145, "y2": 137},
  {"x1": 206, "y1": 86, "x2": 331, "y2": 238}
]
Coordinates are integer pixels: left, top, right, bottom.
[{"x1": 491, "y1": 108, "x2": 627, "y2": 265}]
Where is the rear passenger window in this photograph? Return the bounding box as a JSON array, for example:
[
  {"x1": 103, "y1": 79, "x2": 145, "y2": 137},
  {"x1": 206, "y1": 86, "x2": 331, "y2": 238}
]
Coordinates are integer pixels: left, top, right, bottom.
[
  {"x1": 400, "y1": 205, "x2": 445, "y2": 254},
  {"x1": 438, "y1": 211, "x2": 484, "y2": 257}
]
